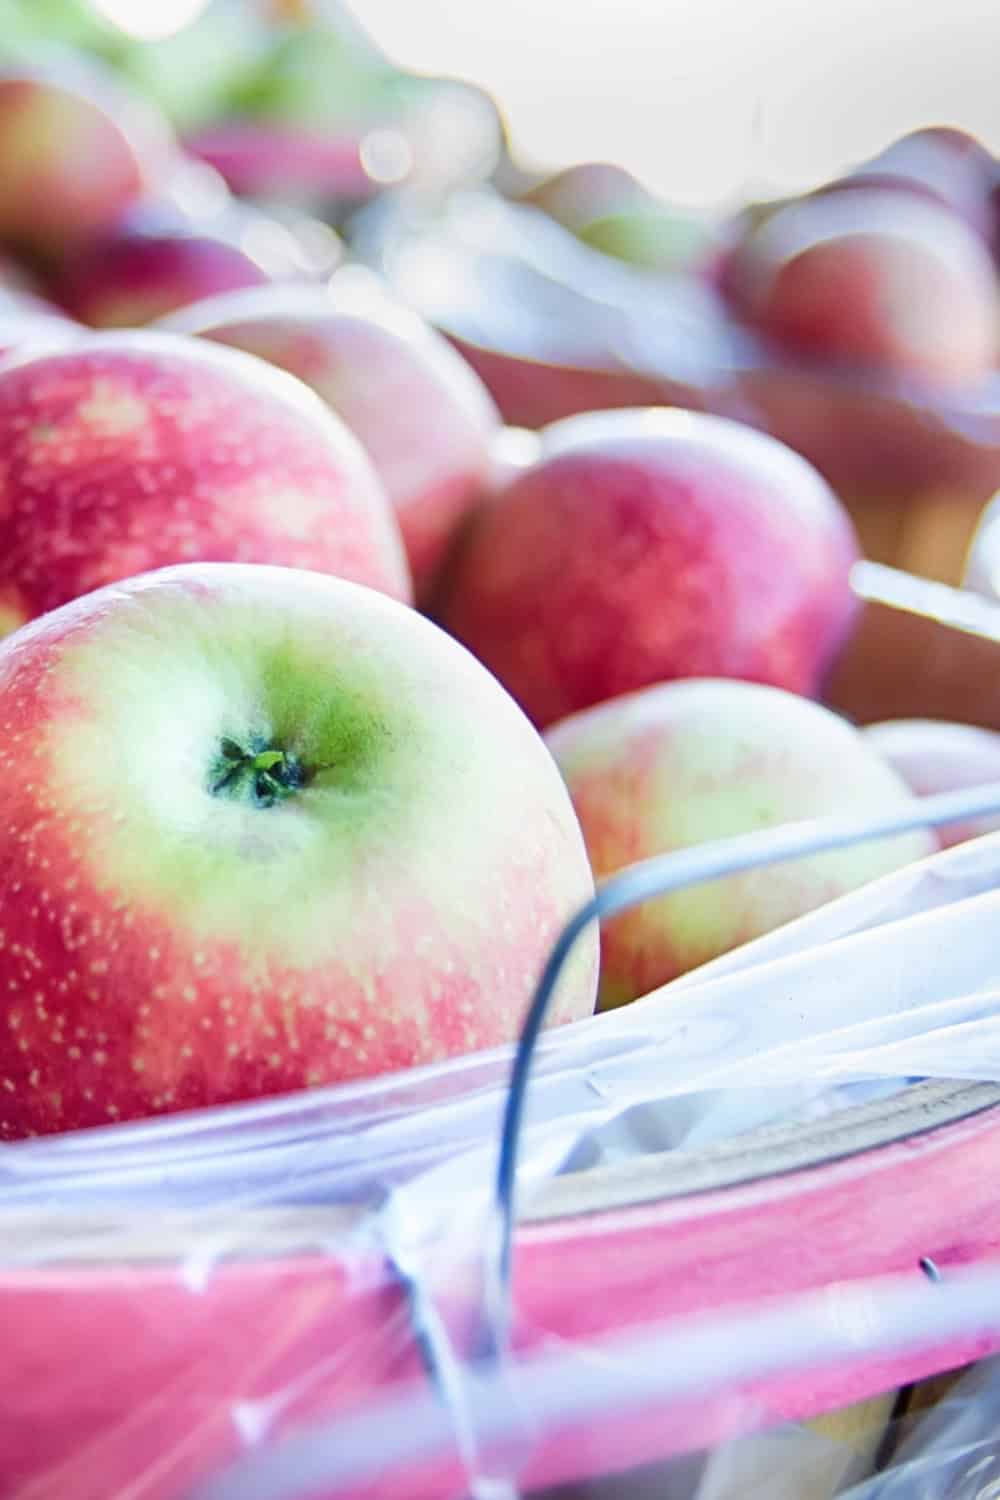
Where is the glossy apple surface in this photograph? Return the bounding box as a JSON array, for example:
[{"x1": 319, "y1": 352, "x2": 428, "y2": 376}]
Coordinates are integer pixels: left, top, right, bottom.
[
  {"x1": 0, "y1": 562, "x2": 597, "y2": 1138},
  {"x1": 438, "y1": 408, "x2": 860, "y2": 727}
]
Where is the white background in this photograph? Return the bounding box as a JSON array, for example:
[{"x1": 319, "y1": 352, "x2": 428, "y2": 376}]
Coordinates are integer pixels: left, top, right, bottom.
[{"x1": 357, "y1": 0, "x2": 1000, "y2": 209}]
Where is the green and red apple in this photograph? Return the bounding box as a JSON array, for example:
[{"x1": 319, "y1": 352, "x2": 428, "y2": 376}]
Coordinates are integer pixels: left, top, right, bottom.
[
  {"x1": 545, "y1": 678, "x2": 936, "y2": 1008},
  {"x1": 0, "y1": 329, "x2": 412, "y2": 637},
  {"x1": 0, "y1": 50, "x2": 173, "y2": 259},
  {"x1": 0, "y1": 562, "x2": 598, "y2": 1139}
]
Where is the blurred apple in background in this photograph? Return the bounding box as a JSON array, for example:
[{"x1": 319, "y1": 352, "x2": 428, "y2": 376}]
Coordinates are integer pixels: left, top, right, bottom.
[
  {"x1": 54, "y1": 221, "x2": 271, "y2": 327},
  {"x1": 518, "y1": 160, "x2": 720, "y2": 275},
  {"x1": 45, "y1": 146, "x2": 344, "y2": 326},
  {"x1": 863, "y1": 718, "x2": 1000, "y2": 848},
  {"x1": 575, "y1": 206, "x2": 718, "y2": 275},
  {"x1": 0, "y1": 50, "x2": 173, "y2": 260},
  {"x1": 436, "y1": 407, "x2": 860, "y2": 728},
  {"x1": 0, "y1": 329, "x2": 411, "y2": 639},
  {"x1": 162, "y1": 276, "x2": 502, "y2": 599},
  {"x1": 545, "y1": 678, "x2": 935, "y2": 1007},
  {"x1": 518, "y1": 161, "x2": 649, "y2": 233},
  {"x1": 105, "y1": 2, "x2": 274, "y2": 136},
  {"x1": 729, "y1": 187, "x2": 999, "y2": 386},
  {"x1": 184, "y1": 117, "x2": 386, "y2": 205},
  {"x1": 0, "y1": 560, "x2": 597, "y2": 1138}
]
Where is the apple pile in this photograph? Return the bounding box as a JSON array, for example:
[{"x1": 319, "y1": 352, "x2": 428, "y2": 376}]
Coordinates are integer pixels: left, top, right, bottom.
[{"x1": 0, "y1": 8, "x2": 996, "y2": 1141}]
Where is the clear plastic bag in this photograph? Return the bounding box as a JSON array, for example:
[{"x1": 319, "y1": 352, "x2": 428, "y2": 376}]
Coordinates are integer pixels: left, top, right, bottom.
[{"x1": 9, "y1": 793, "x2": 1000, "y2": 1500}]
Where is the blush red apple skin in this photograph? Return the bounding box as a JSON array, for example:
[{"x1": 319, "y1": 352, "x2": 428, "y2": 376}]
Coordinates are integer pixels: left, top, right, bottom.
[
  {"x1": 733, "y1": 188, "x2": 998, "y2": 385},
  {"x1": 437, "y1": 408, "x2": 861, "y2": 729},
  {"x1": 185, "y1": 120, "x2": 380, "y2": 202},
  {"x1": 0, "y1": 54, "x2": 172, "y2": 259},
  {"x1": 0, "y1": 330, "x2": 411, "y2": 639},
  {"x1": 545, "y1": 679, "x2": 936, "y2": 1007},
  {"x1": 863, "y1": 719, "x2": 1000, "y2": 848},
  {"x1": 54, "y1": 231, "x2": 271, "y2": 329},
  {"x1": 161, "y1": 282, "x2": 501, "y2": 600},
  {"x1": 0, "y1": 563, "x2": 597, "y2": 1139}
]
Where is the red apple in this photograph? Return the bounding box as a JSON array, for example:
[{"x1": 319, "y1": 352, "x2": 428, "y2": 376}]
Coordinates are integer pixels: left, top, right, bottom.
[
  {"x1": 0, "y1": 52, "x2": 172, "y2": 259},
  {"x1": 732, "y1": 188, "x2": 998, "y2": 385},
  {"x1": 863, "y1": 718, "x2": 1000, "y2": 847},
  {"x1": 545, "y1": 678, "x2": 934, "y2": 1005},
  {"x1": 436, "y1": 408, "x2": 860, "y2": 728},
  {"x1": 185, "y1": 120, "x2": 383, "y2": 204},
  {"x1": 0, "y1": 329, "x2": 411, "y2": 640},
  {"x1": 49, "y1": 158, "x2": 343, "y2": 329},
  {"x1": 0, "y1": 561, "x2": 597, "y2": 1139},
  {"x1": 162, "y1": 280, "x2": 502, "y2": 599},
  {"x1": 53, "y1": 228, "x2": 271, "y2": 329}
]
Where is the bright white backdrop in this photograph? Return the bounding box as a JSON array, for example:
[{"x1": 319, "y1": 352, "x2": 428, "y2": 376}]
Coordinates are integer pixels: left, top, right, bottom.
[
  {"x1": 90, "y1": 0, "x2": 1000, "y2": 210},
  {"x1": 358, "y1": 0, "x2": 1000, "y2": 208}
]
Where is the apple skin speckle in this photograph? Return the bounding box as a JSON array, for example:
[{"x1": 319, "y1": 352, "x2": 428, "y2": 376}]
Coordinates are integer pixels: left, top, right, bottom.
[{"x1": 0, "y1": 563, "x2": 597, "y2": 1140}]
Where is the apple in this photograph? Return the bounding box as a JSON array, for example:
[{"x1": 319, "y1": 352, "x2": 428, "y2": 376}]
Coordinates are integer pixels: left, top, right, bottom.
[
  {"x1": 0, "y1": 51, "x2": 173, "y2": 259},
  {"x1": 161, "y1": 280, "x2": 502, "y2": 600},
  {"x1": 519, "y1": 162, "x2": 650, "y2": 234},
  {"x1": 54, "y1": 226, "x2": 272, "y2": 329},
  {"x1": 184, "y1": 120, "x2": 383, "y2": 205},
  {"x1": 519, "y1": 164, "x2": 716, "y2": 275},
  {"x1": 0, "y1": 561, "x2": 597, "y2": 1139},
  {"x1": 863, "y1": 718, "x2": 1000, "y2": 847},
  {"x1": 545, "y1": 678, "x2": 935, "y2": 1006},
  {"x1": 110, "y1": 1, "x2": 274, "y2": 136},
  {"x1": 0, "y1": 329, "x2": 411, "y2": 640},
  {"x1": 576, "y1": 206, "x2": 717, "y2": 274},
  {"x1": 731, "y1": 188, "x2": 998, "y2": 385},
  {"x1": 436, "y1": 407, "x2": 860, "y2": 728},
  {"x1": 49, "y1": 155, "x2": 345, "y2": 326}
]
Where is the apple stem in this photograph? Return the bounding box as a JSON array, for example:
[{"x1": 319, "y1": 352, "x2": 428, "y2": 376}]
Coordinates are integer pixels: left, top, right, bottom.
[{"x1": 210, "y1": 735, "x2": 307, "y2": 808}]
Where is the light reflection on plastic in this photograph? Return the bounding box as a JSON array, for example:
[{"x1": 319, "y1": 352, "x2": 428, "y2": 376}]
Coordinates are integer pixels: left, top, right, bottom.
[
  {"x1": 87, "y1": 0, "x2": 211, "y2": 41},
  {"x1": 239, "y1": 220, "x2": 301, "y2": 278},
  {"x1": 359, "y1": 130, "x2": 414, "y2": 185}
]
